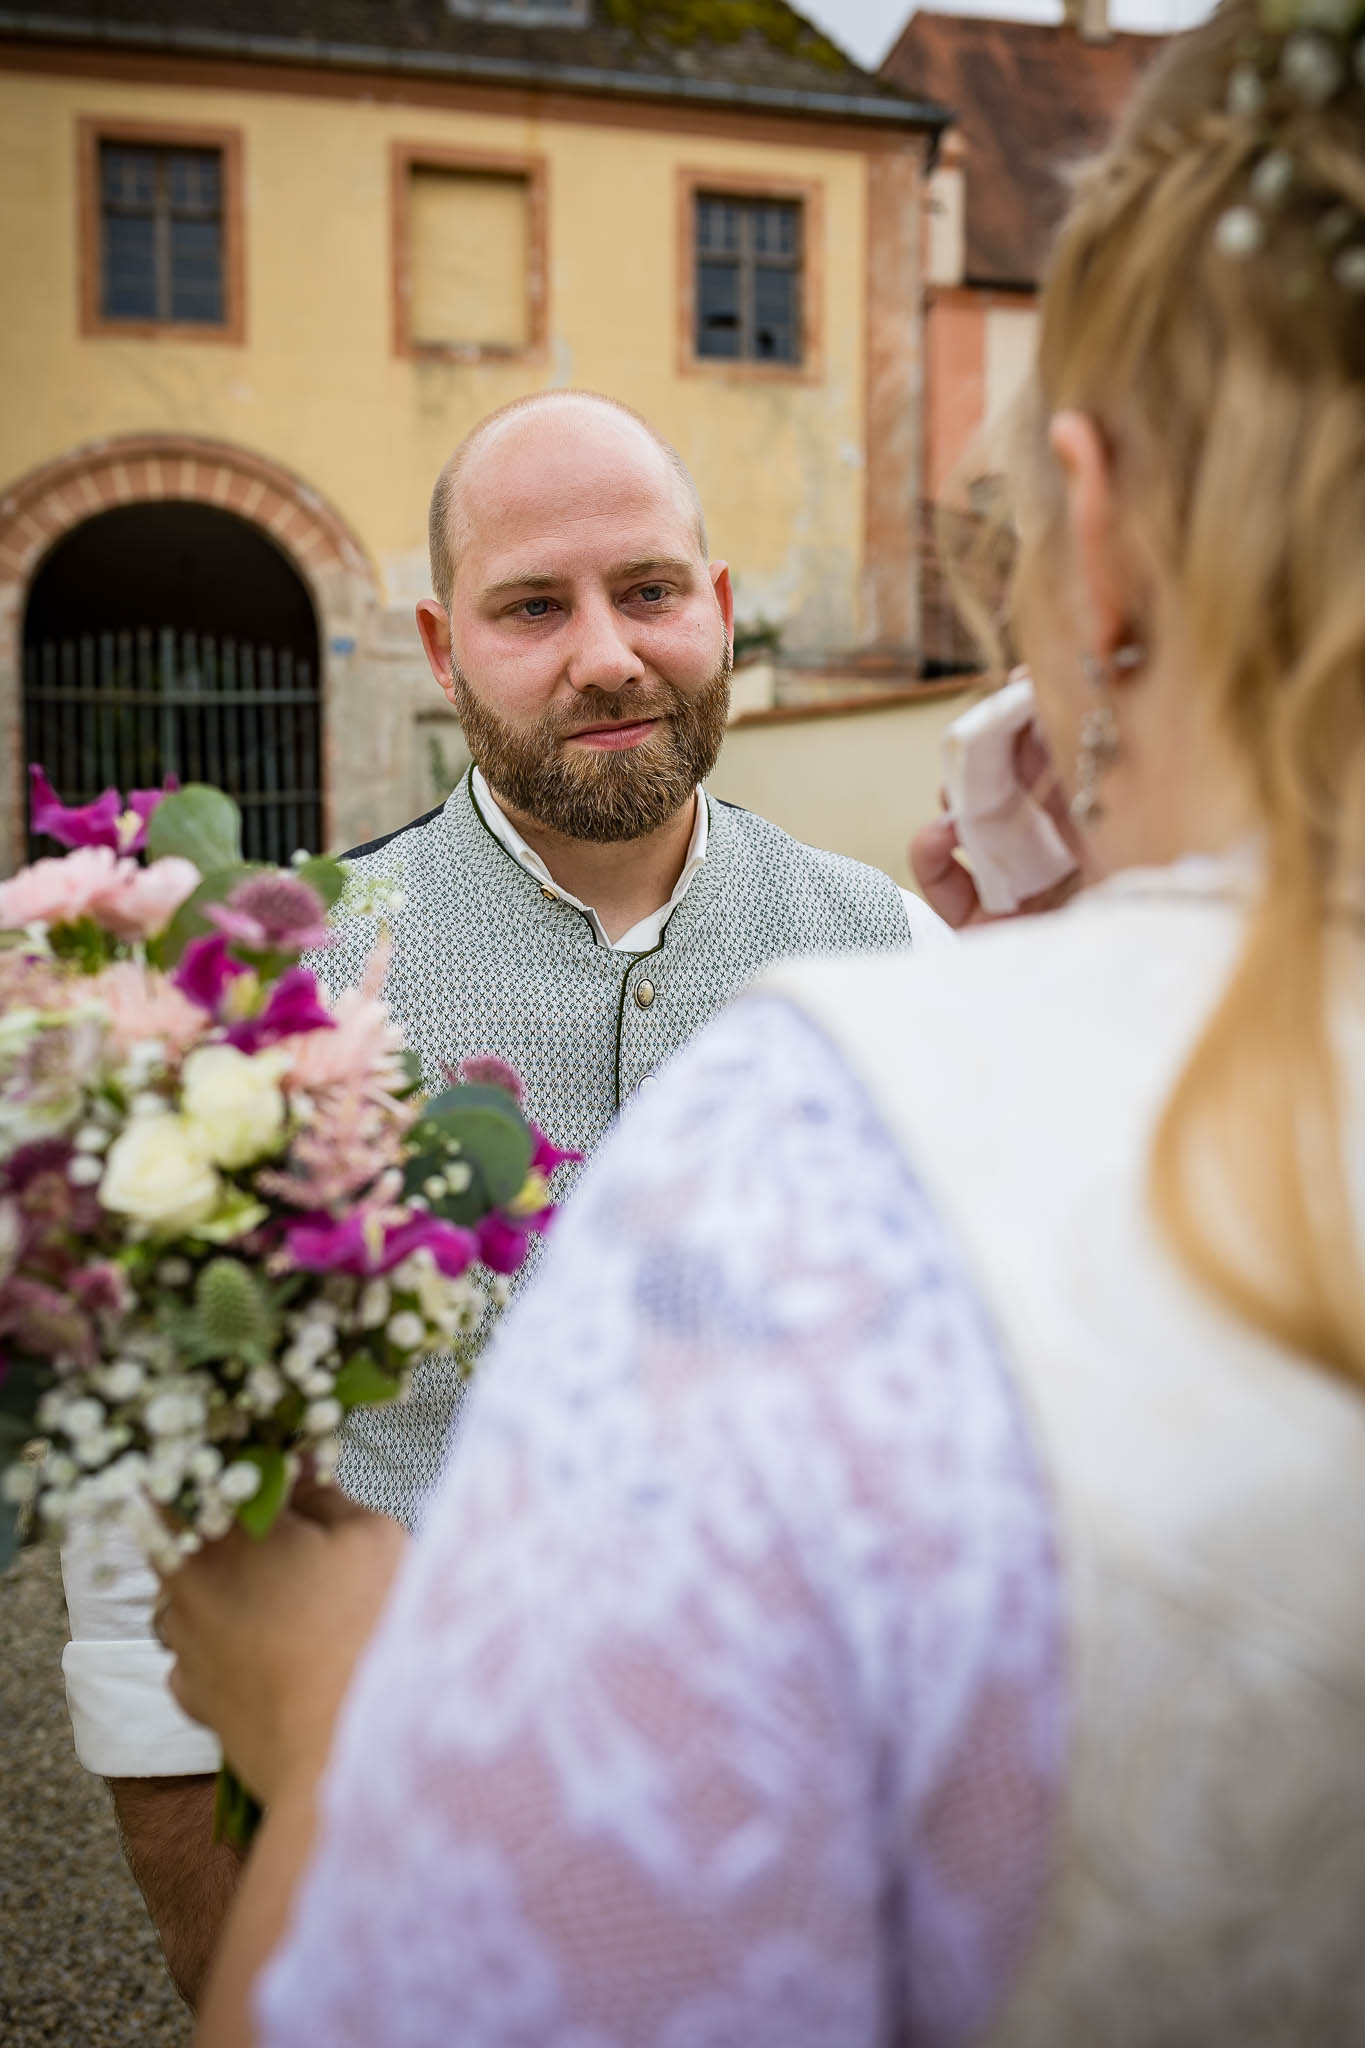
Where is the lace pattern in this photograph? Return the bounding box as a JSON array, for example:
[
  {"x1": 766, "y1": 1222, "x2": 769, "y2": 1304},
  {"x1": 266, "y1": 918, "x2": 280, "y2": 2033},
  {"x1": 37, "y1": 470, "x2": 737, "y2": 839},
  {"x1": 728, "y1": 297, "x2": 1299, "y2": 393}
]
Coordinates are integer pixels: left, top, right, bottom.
[{"x1": 258, "y1": 999, "x2": 1067, "y2": 2047}]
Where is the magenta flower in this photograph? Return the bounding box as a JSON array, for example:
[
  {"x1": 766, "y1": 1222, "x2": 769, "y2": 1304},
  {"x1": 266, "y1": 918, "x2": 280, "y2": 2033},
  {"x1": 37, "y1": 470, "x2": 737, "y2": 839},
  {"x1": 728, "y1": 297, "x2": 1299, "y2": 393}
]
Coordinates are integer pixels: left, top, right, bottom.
[
  {"x1": 29, "y1": 765, "x2": 175, "y2": 853},
  {"x1": 173, "y1": 933, "x2": 250, "y2": 1015},
  {"x1": 476, "y1": 1211, "x2": 534, "y2": 1276},
  {"x1": 29, "y1": 767, "x2": 123, "y2": 851},
  {"x1": 208, "y1": 874, "x2": 331, "y2": 955},
  {"x1": 123, "y1": 782, "x2": 178, "y2": 852},
  {"x1": 284, "y1": 1209, "x2": 477, "y2": 1279},
  {"x1": 529, "y1": 1124, "x2": 582, "y2": 1177},
  {"x1": 224, "y1": 967, "x2": 335, "y2": 1053}
]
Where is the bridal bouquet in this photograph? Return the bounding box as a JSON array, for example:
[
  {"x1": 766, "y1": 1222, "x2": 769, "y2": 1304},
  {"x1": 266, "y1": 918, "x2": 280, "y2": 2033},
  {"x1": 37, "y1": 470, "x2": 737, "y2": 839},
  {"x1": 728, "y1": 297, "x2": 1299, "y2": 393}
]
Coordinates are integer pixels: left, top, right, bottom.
[{"x1": 0, "y1": 769, "x2": 568, "y2": 1828}]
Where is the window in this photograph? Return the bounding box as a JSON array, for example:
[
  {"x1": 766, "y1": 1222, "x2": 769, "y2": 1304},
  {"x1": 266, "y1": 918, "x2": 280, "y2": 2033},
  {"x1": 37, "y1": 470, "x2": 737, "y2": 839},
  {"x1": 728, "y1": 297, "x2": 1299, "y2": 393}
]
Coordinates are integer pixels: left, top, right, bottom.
[
  {"x1": 392, "y1": 146, "x2": 547, "y2": 360},
  {"x1": 78, "y1": 120, "x2": 245, "y2": 342},
  {"x1": 695, "y1": 193, "x2": 803, "y2": 364},
  {"x1": 100, "y1": 144, "x2": 223, "y2": 324},
  {"x1": 676, "y1": 174, "x2": 821, "y2": 381}
]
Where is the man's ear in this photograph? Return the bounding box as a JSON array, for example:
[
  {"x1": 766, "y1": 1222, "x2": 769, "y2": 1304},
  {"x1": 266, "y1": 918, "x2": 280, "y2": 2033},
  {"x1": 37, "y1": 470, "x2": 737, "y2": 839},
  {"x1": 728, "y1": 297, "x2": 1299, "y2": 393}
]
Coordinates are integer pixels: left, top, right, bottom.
[
  {"x1": 416, "y1": 599, "x2": 456, "y2": 704},
  {"x1": 1047, "y1": 412, "x2": 1135, "y2": 666},
  {"x1": 710, "y1": 561, "x2": 735, "y2": 652}
]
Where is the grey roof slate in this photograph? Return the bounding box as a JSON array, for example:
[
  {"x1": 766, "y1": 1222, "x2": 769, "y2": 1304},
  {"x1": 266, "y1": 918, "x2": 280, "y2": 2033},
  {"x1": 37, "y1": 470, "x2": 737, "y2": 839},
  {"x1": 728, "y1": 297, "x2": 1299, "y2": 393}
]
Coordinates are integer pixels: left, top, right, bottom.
[{"x1": 0, "y1": 1, "x2": 949, "y2": 127}]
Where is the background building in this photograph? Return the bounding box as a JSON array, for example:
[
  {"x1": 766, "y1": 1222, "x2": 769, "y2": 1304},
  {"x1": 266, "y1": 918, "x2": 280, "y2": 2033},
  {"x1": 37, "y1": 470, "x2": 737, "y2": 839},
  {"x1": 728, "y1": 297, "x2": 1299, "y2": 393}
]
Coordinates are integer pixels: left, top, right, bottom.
[
  {"x1": 884, "y1": 0, "x2": 1167, "y2": 505},
  {"x1": 0, "y1": 0, "x2": 963, "y2": 878}
]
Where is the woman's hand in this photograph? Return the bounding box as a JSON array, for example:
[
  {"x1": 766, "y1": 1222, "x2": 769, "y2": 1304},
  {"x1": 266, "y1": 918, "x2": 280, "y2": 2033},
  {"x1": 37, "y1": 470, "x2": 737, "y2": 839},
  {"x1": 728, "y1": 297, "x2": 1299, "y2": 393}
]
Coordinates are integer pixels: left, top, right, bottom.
[
  {"x1": 157, "y1": 1479, "x2": 408, "y2": 1808},
  {"x1": 909, "y1": 723, "x2": 1084, "y2": 928}
]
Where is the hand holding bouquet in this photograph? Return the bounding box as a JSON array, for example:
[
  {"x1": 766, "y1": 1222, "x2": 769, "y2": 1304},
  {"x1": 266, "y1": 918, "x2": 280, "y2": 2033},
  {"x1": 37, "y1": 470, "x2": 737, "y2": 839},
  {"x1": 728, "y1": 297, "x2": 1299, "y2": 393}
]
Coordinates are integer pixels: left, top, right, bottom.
[{"x1": 0, "y1": 770, "x2": 571, "y2": 1835}]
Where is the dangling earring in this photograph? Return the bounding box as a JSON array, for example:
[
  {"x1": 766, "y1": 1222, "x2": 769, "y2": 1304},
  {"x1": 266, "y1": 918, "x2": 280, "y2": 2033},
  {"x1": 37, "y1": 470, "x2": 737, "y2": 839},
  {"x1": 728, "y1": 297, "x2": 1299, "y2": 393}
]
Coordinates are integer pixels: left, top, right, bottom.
[{"x1": 1070, "y1": 642, "x2": 1144, "y2": 827}]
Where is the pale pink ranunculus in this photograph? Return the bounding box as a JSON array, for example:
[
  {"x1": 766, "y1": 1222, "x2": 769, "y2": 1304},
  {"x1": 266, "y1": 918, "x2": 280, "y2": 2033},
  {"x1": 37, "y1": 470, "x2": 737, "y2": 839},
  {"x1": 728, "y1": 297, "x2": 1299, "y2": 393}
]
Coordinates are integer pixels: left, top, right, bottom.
[
  {"x1": 92, "y1": 961, "x2": 209, "y2": 1056},
  {"x1": 0, "y1": 845, "x2": 125, "y2": 932},
  {"x1": 96, "y1": 857, "x2": 200, "y2": 940}
]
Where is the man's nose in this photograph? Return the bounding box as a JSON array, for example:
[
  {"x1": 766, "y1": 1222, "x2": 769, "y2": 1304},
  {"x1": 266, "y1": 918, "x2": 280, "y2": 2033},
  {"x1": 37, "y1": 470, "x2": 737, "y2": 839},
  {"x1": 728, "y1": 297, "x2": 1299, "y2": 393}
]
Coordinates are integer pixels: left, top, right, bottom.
[{"x1": 564, "y1": 598, "x2": 644, "y2": 695}]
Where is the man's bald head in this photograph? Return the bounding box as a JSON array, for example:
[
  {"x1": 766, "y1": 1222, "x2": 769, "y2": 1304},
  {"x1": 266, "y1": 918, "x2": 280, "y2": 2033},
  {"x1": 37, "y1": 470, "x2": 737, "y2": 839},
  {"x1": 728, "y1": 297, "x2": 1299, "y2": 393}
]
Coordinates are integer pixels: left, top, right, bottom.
[{"x1": 427, "y1": 391, "x2": 708, "y2": 609}]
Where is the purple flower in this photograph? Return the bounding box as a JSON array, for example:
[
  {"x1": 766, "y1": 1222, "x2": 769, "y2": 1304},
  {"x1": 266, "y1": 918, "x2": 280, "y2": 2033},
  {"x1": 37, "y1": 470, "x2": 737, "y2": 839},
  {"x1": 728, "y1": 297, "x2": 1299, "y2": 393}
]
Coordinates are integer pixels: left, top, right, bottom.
[
  {"x1": 69, "y1": 1260, "x2": 130, "y2": 1321},
  {"x1": 208, "y1": 874, "x2": 331, "y2": 955},
  {"x1": 173, "y1": 933, "x2": 250, "y2": 1015},
  {"x1": 284, "y1": 1209, "x2": 477, "y2": 1279},
  {"x1": 224, "y1": 967, "x2": 335, "y2": 1053},
  {"x1": 452, "y1": 1056, "x2": 524, "y2": 1101},
  {"x1": 0, "y1": 1274, "x2": 97, "y2": 1368},
  {"x1": 28, "y1": 765, "x2": 176, "y2": 853}
]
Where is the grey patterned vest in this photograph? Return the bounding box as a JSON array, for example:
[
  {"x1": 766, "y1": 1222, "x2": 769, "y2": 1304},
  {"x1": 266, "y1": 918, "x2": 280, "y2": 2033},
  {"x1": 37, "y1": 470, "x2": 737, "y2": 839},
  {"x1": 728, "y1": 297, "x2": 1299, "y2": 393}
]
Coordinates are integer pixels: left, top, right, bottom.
[{"x1": 315, "y1": 770, "x2": 910, "y2": 1522}]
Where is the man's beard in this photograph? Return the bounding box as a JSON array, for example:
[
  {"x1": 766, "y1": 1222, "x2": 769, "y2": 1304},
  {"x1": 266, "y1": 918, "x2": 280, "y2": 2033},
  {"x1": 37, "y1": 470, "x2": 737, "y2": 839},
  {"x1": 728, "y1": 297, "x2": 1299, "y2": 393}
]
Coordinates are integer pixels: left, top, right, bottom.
[{"x1": 448, "y1": 645, "x2": 732, "y2": 844}]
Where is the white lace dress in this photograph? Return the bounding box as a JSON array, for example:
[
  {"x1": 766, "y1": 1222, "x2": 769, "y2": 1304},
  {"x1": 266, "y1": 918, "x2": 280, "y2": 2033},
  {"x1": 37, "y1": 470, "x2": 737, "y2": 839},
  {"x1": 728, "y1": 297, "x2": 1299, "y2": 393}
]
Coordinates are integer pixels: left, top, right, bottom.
[{"x1": 258, "y1": 999, "x2": 1068, "y2": 2047}]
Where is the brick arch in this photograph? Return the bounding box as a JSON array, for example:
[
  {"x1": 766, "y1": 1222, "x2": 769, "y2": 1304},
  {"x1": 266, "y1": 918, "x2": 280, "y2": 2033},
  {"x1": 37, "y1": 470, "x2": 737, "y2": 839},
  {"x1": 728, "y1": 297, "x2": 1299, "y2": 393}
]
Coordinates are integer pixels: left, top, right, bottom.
[
  {"x1": 0, "y1": 434, "x2": 382, "y2": 874},
  {"x1": 0, "y1": 432, "x2": 377, "y2": 601}
]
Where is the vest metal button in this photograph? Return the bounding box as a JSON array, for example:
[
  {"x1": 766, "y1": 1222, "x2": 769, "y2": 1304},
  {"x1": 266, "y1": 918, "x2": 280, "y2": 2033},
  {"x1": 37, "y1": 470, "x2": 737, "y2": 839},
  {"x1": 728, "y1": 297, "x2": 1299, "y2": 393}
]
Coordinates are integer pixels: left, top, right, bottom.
[{"x1": 634, "y1": 980, "x2": 656, "y2": 1009}]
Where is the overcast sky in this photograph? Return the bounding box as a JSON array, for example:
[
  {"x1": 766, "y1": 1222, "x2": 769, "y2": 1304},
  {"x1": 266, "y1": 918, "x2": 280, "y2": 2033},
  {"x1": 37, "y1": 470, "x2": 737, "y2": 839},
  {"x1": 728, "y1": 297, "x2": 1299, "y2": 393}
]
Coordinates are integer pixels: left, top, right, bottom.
[{"x1": 800, "y1": 0, "x2": 1217, "y2": 69}]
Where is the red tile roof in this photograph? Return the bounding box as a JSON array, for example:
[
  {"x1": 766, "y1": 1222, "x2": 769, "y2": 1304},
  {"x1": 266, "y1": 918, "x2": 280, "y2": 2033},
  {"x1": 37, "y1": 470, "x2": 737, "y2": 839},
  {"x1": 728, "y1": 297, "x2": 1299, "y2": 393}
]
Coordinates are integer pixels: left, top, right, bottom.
[{"x1": 882, "y1": 12, "x2": 1169, "y2": 287}]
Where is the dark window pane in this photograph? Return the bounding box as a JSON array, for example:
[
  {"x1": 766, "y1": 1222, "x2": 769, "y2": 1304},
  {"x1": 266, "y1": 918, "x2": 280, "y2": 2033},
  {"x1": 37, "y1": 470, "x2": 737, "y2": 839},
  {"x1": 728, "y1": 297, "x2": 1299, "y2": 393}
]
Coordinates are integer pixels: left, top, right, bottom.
[
  {"x1": 98, "y1": 140, "x2": 226, "y2": 328},
  {"x1": 168, "y1": 151, "x2": 220, "y2": 218},
  {"x1": 696, "y1": 196, "x2": 740, "y2": 254},
  {"x1": 101, "y1": 145, "x2": 156, "y2": 214},
  {"x1": 102, "y1": 215, "x2": 157, "y2": 318},
  {"x1": 753, "y1": 264, "x2": 798, "y2": 363},
  {"x1": 697, "y1": 260, "x2": 740, "y2": 358},
  {"x1": 694, "y1": 193, "x2": 803, "y2": 364},
  {"x1": 170, "y1": 219, "x2": 224, "y2": 321}
]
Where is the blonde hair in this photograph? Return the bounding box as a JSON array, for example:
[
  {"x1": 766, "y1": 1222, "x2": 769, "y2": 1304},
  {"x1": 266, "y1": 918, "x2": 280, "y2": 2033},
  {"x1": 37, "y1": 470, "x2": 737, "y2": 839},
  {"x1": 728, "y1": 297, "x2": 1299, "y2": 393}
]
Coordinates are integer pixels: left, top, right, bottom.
[
  {"x1": 984, "y1": 0, "x2": 1365, "y2": 1381},
  {"x1": 427, "y1": 390, "x2": 708, "y2": 609}
]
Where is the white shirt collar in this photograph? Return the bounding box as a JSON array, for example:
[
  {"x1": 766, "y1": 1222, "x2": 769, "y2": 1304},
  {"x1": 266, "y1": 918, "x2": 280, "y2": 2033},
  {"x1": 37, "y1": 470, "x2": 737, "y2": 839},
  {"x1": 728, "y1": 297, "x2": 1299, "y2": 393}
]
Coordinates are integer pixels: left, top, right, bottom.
[{"x1": 470, "y1": 766, "x2": 710, "y2": 953}]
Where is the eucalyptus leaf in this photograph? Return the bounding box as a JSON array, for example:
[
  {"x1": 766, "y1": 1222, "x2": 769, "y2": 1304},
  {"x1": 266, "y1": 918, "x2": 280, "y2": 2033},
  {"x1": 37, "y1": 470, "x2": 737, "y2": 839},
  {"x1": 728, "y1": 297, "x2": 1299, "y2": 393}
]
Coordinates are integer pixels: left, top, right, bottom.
[
  {"x1": 233, "y1": 1446, "x2": 289, "y2": 1541},
  {"x1": 295, "y1": 855, "x2": 347, "y2": 911},
  {"x1": 403, "y1": 1084, "x2": 533, "y2": 1220},
  {"x1": 334, "y1": 1352, "x2": 402, "y2": 1408},
  {"x1": 146, "y1": 785, "x2": 243, "y2": 872}
]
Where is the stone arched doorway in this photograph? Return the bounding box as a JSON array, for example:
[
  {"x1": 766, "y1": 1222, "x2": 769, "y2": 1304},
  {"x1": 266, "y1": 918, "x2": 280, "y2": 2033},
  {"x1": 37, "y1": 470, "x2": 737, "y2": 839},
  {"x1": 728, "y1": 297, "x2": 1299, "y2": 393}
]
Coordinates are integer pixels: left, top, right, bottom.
[{"x1": 0, "y1": 434, "x2": 379, "y2": 875}]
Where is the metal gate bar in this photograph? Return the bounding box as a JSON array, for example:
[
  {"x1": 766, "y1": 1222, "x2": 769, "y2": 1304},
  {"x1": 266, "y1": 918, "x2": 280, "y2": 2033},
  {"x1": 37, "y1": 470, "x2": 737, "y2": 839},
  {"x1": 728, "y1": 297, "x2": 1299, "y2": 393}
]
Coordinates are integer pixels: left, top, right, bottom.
[{"x1": 22, "y1": 627, "x2": 321, "y2": 864}]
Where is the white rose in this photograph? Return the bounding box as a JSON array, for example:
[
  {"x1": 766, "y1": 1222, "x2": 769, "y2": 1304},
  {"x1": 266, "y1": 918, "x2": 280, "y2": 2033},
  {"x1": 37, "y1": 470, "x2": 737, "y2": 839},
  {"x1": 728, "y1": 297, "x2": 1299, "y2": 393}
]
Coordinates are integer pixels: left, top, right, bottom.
[
  {"x1": 101, "y1": 1114, "x2": 221, "y2": 1232},
  {"x1": 180, "y1": 1045, "x2": 288, "y2": 1170}
]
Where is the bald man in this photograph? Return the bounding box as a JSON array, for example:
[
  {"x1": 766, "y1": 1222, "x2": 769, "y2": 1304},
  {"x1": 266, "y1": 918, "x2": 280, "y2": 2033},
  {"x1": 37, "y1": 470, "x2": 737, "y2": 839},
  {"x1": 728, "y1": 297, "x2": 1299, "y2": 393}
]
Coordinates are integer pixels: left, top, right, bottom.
[{"x1": 63, "y1": 391, "x2": 952, "y2": 2000}]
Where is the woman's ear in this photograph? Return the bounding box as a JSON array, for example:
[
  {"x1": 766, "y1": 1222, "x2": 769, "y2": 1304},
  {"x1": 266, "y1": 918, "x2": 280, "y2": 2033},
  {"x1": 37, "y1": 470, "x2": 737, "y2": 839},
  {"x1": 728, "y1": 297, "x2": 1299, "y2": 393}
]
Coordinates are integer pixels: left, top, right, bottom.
[{"x1": 1048, "y1": 411, "x2": 1135, "y2": 665}]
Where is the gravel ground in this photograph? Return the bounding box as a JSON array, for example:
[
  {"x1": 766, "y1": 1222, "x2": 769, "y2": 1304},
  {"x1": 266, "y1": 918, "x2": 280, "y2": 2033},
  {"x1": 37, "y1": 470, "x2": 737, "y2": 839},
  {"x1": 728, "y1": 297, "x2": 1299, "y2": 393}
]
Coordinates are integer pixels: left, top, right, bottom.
[{"x1": 0, "y1": 1543, "x2": 190, "y2": 2047}]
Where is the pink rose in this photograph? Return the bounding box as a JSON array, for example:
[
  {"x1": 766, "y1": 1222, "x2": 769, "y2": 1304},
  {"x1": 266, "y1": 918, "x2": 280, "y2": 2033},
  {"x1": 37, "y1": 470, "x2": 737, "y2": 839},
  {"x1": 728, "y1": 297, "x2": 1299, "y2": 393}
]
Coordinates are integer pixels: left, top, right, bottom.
[
  {"x1": 97, "y1": 857, "x2": 199, "y2": 940},
  {"x1": 0, "y1": 848, "x2": 197, "y2": 940},
  {"x1": 0, "y1": 846, "x2": 124, "y2": 932}
]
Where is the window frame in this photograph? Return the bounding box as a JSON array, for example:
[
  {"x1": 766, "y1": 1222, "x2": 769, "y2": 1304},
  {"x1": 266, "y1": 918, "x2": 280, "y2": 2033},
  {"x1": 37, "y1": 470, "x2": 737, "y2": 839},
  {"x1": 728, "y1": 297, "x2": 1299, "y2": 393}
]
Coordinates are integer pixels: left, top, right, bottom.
[
  {"x1": 77, "y1": 117, "x2": 245, "y2": 345},
  {"x1": 390, "y1": 142, "x2": 549, "y2": 364},
  {"x1": 676, "y1": 168, "x2": 823, "y2": 385}
]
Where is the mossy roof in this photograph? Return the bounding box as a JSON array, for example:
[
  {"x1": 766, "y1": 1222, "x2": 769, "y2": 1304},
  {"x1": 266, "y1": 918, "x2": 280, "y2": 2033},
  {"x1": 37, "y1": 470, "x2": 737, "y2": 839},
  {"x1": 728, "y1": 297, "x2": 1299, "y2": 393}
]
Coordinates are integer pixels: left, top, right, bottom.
[{"x1": 2, "y1": 0, "x2": 948, "y2": 128}]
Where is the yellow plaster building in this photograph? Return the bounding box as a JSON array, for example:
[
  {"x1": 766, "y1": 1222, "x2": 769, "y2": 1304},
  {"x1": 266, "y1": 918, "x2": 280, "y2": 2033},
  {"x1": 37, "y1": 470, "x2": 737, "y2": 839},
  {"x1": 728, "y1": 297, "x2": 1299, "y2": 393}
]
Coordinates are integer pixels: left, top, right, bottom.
[{"x1": 0, "y1": 2, "x2": 948, "y2": 871}]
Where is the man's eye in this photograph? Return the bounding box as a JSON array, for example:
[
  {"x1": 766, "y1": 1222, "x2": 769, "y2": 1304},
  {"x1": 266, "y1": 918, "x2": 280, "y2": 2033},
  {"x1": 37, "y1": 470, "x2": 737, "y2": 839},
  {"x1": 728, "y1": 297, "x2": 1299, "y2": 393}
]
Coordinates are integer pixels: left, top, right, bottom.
[
  {"x1": 636, "y1": 585, "x2": 666, "y2": 604},
  {"x1": 520, "y1": 599, "x2": 554, "y2": 618}
]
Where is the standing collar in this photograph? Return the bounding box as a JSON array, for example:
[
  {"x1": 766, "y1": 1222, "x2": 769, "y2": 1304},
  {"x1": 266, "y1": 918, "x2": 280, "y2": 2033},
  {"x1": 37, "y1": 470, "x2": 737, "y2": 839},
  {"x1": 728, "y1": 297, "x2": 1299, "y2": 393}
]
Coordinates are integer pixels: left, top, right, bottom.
[{"x1": 469, "y1": 766, "x2": 709, "y2": 952}]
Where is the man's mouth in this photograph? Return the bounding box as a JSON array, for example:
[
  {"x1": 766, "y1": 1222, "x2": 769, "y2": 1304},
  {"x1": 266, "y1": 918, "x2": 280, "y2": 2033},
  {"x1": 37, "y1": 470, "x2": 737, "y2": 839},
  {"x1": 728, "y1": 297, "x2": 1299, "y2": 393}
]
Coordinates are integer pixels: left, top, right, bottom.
[{"x1": 564, "y1": 717, "x2": 661, "y2": 752}]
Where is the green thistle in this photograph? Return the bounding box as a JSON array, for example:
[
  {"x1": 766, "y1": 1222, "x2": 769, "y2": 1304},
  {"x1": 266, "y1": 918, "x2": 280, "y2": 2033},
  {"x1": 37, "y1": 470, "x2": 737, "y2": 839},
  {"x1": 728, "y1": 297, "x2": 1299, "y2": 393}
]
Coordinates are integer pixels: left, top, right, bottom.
[{"x1": 191, "y1": 1258, "x2": 278, "y2": 1365}]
